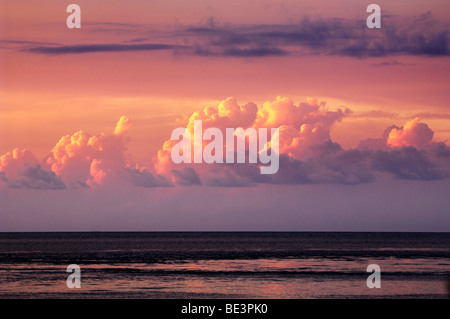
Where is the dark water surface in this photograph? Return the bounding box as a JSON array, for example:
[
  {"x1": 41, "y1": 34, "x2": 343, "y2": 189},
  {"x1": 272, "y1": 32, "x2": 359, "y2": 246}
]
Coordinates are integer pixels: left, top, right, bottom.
[{"x1": 0, "y1": 232, "x2": 449, "y2": 298}]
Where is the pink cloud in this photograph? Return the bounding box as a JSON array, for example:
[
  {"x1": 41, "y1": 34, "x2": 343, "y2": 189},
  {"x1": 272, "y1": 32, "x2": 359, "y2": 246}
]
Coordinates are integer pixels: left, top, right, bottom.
[
  {"x1": 387, "y1": 117, "x2": 434, "y2": 148},
  {"x1": 358, "y1": 118, "x2": 435, "y2": 151},
  {"x1": 156, "y1": 98, "x2": 450, "y2": 186},
  {"x1": 0, "y1": 148, "x2": 38, "y2": 175},
  {"x1": 1, "y1": 99, "x2": 448, "y2": 190},
  {"x1": 0, "y1": 148, "x2": 65, "y2": 189},
  {"x1": 156, "y1": 96, "x2": 348, "y2": 177},
  {"x1": 40, "y1": 116, "x2": 170, "y2": 188}
]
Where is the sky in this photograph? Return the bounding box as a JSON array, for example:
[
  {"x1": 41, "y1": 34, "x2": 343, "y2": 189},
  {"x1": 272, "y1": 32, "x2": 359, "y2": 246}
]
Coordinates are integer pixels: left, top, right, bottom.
[{"x1": 0, "y1": 0, "x2": 449, "y2": 231}]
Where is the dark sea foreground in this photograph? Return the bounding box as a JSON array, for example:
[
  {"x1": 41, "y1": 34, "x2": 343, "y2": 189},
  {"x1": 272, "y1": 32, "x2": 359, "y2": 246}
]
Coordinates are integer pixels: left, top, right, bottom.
[{"x1": 0, "y1": 232, "x2": 449, "y2": 299}]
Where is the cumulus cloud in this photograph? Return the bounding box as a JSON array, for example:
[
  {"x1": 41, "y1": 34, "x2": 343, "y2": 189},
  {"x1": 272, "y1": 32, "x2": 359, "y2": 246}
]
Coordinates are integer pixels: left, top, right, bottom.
[
  {"x1": 114, "y1": 115, "x2": 132, "y2": 135},
  {"x1": 43, "y1": 125, "x2": 128, "y2": 187},
  {"x1": 157, "y1": 96, "x2": 348, "y2": 173},
  {"x1": 155, "y1": 96, "x2": 372, "y2": 186},
  {"x1": 386, "y1": 117, "x2": 434, "y2": 148},
  {"x1": 155, "y1": 97, "x2": 450, "y2": 186},
  {"x1": 1, "y1": 100, "x2": 449, "y2": 190},
  {"x1": 0, "y1": 148, "x2": 65, "y2": 189},
  {"x1": 358, "y1": 118, "x2": 434, "y2": 150},
  {"x1": 0, "y1": 148, "x2": 38, "y2": 174},
  {"x1": 356, "y1": 118, "x2": 450, "y2": 180},
  {"x1": 40, "y1": 116, "x2": 171, "y2": 188}
]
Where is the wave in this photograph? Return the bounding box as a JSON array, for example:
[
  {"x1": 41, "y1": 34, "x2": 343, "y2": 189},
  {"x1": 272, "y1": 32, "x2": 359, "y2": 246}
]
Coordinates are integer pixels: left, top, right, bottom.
[{"x1": 1, "y1": 249, "x2": 449, "y2": 265}]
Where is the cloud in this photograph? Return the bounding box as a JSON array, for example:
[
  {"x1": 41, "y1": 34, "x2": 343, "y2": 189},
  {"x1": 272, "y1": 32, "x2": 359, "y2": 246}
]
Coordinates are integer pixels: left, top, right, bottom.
[
  {"x1": 0, "y1": 148, "x2": 38, "y2": 174},
  {"x1": 125, "y1": 166, "x2": 173, "y2": 188},
  {"x1": 386, "y1": 117, "x2": 434, "y2": 148},
  {"x1": 357, "y1": 118, "x2": 434, "y2": 151},
  {"x1": 155, "y1": 96, "x2": 372, "y2": 186},
  {"x1": 25, "y1": 43, "x2": 179, "y2": 55},
  {"x1": 170, "y1": 167, "x2": 202, "y2": 186},
  {"x1": 17, "y1": 13, "x2": 448, "y2": 58},
  {"x1": 313, "y1": 149, "x2": 375, "y2": 184},
  {"x1": 195, "y1": 46, "x2": 288, "y2": 57},
  {"x1": 225, "y1": 149, "x2": 374, "y2": 186},
  {"x1": 357, "y1": 138, "x2": 390, "y2": 151},
  {"x1": 371, "y1": 146, "x2": 442, "y2": 180},
  {"x1": 184, "y1": 17, "x2": 346, "y2": 57},
  {"x1": 355, "y1": 118, "x2": 450, "y2": 180},
  {"x1": 7, "y1": 164, "x2": 66, "y2": 189},
  {"x1": 216, "y1": 96, "x2": 348, "y2": 164},
  {"x1": 202, "y1": 165, "x2": 257, "y2": 187},
  {"x1": 42, "y1": 116, "x2": 170, "y2": 188},
  {"x1": 433, "y1": 142, "x2": 450, "y2": 158},
  {"x1": 155, "y1": 97, "x2": 450, "y2": 186},
  {"x1": 0, "y1": 149, "x2": 65, "y2": 189},
  {"x1": 114, "y1": 115, "x2": 132, "y2": 135},
  {"x1": 1, "y1": 100, "x2": 449, "y2": 190},
  {"x1": 184, "y1": 14, "x2": 449, "y2": 58}
]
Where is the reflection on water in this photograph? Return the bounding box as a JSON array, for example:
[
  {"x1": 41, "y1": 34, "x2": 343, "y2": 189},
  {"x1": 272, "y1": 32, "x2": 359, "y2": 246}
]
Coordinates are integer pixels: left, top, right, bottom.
[
  {"x1": 0, "y1": 232, "x2": 449, "y2": 298},
  {"x1": 0, "y1": 257, "x2": 448, "y2": 298}
]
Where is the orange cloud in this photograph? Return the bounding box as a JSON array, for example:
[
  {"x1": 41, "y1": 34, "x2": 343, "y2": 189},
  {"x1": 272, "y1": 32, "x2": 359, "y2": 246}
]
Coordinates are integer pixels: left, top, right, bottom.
[{"x1": 114, "y1": 115, "x2": 132, "y2": 135}]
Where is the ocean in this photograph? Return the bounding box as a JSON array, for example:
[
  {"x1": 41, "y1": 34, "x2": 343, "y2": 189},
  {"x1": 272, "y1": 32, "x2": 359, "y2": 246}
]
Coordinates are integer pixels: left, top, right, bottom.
[{"x1": 0, "y1": 232, "x2": 448, "y2": 299}]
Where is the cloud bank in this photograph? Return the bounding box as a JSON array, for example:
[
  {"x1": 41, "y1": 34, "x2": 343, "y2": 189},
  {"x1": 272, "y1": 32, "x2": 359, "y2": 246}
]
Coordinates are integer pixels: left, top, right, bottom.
[
  {"x1": 1, "y1": 98, "x2": 449, "y2": 190},
  {"x1": 156, "y1": 97, "x2": 449, "y2": 187}
]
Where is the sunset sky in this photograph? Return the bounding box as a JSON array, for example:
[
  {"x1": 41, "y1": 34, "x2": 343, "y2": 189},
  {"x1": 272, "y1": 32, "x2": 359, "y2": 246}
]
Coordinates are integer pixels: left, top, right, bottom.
[{"x1": 0, "y1": 0, "x2": 449, "y2": 231}]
